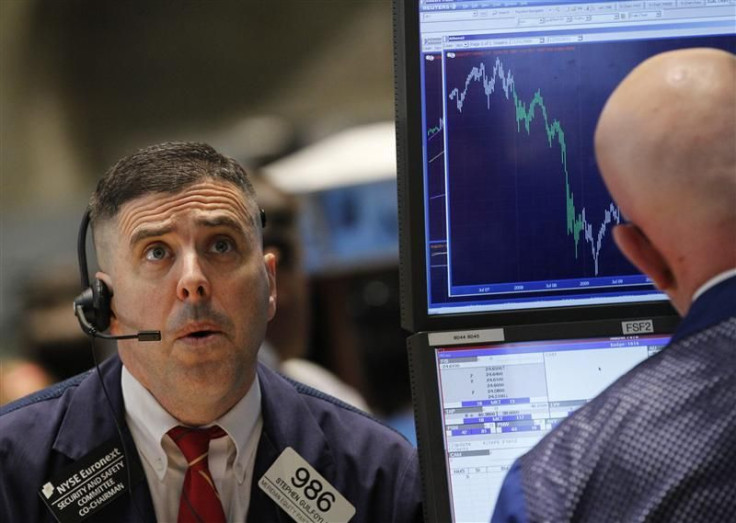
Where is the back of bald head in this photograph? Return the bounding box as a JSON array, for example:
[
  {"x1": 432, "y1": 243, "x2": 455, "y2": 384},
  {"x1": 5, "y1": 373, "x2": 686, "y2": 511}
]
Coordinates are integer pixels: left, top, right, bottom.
[{"x1": 595, "y1": 48, "x2": 735, "y2": 237}]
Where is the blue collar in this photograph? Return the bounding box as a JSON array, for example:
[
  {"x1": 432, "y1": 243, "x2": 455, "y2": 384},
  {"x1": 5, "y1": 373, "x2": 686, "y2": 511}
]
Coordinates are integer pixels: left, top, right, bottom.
[{"x1": 671, "y1": 275, "x2": 736, "y2": 344}]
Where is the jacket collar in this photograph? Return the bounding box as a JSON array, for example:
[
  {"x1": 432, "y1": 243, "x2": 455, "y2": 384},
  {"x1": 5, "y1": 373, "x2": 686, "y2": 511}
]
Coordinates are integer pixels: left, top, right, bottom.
[
  {"x1": 672, "y1": 275, "x2": 736, "y2": 343},
  {"x1": 53, "y1": 355, "x2": 125, "y2": 460},
  {"x1": 50, "y1": 357, "x2": 340, "y2": 522},
  {"x1": 52, "y1": 355, "x2": 156, "y2": 523},
  {"x1": 248, "y1": 363, "x2": 338, "y2": 522}
]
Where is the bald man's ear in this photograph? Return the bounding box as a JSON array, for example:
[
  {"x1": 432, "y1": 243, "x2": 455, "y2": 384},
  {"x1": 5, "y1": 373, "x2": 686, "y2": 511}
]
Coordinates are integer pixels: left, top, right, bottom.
[
  {"x1": 264, "y1": 253, "x2": 277, "y2": 321},
  {"x1": 613, "y1": 224, "x2": 675, "y2": 292}
]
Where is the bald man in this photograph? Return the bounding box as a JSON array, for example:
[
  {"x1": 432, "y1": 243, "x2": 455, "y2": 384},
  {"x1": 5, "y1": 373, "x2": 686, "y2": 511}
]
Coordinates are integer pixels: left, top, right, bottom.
[{"x1": 491, "y1": 48, "x2": 736, "y2": 522}]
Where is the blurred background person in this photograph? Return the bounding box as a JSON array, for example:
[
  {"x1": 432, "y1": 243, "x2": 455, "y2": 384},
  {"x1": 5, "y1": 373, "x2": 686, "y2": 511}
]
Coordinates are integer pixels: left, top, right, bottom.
[
  {"x1": 257, "y1": 121, "x2": 416, "y2": 442},
  {"x1": 0, "y1": 359, "x2": 52, "y2": 406},
  {"x1": 251, "y1": 173, "x2": 370, "y2": 412},
  {"x1": 0, "y1": 266, "x2": 115, "y2": 404}
]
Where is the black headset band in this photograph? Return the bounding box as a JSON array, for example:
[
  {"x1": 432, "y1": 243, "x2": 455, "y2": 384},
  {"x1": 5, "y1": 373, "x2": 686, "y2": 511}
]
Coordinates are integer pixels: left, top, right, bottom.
[{"x1": 78, "y1": 209, "x2": 92, "y2": 290}]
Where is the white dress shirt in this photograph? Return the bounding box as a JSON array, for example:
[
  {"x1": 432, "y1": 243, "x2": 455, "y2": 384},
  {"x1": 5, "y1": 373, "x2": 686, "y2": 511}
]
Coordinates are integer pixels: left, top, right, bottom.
[
  {"x1": 691, "y1": 268, "x2": 736, "y2": 304},
  {"x1": 122, "y1": 366, "x2": 263, "y2": 522}
]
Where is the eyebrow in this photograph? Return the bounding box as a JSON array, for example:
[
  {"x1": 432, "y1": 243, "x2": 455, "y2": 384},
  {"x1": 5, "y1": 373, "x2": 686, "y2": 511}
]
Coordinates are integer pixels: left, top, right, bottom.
[
  {"x1": 195, "y1": 215, "x2": 249, "y2": 233},
  {"x1": 130, "y1": 225, "x2": 175, "y2": 247},
  {"x1": 129, "y1": 215, "x2": 250, "y2": 247}
]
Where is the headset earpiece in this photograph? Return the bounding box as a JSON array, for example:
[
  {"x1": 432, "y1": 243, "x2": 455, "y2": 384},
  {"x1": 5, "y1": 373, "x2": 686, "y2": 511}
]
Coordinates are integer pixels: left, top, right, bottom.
[
  {"x1": 74, "y1": 208, "x2": 160, "y2": 342},
  {"x1": 91, "y1": 278, "x2": 112, "y2": 331},
  {"x1": 74, "y1": 209, "x2": 111, "y2": 334},
  {"x1": 73, "y1": 279, "x2": 111, "y2": 333}
]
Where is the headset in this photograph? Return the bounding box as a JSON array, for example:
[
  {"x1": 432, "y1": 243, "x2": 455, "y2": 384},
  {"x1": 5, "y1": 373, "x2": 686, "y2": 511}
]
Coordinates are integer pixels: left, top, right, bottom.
[
  {"x1": 73, "y1": 209, "x2": 162, "y2": 342},
  {"x1": 73, "y1": 207, "x2": 267, "y2": 342},
  {"x1": 70, "y1": 208, "x2": 158, "y2": 520}
]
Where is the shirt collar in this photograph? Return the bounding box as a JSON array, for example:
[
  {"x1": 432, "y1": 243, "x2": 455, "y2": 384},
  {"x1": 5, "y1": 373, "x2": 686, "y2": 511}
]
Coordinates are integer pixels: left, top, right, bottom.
[
  {"x1": 671, "y1": 270, "x2": 736, "y2": 344},
  {"x1": 216, "y1": 374, "x2": 262, "y2": 484},
  {"x1": 121, "y1": 365, "x2": 261, "y2": 483},
  {"x1": 692, "y1": 268, "x2": 736, "y2": 304}
]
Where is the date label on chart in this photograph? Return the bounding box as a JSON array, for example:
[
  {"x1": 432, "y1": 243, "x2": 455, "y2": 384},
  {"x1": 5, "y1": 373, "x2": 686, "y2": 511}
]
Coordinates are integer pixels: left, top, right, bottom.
[{"x1": 259, "y1": 447, "x2": 355, "y2": 523}]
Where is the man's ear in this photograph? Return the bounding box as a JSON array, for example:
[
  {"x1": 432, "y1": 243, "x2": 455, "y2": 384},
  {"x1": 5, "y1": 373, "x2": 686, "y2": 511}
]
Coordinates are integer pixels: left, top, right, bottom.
[
  {"x1": 613, "y1": 224, "x2": 675, "y2": 292},
  {"x1": 264, "y1": 253, "x2": 277, "y2": 320},
  {"x1": 95, "y1": 271, "x2": 113, "y2": 290}
]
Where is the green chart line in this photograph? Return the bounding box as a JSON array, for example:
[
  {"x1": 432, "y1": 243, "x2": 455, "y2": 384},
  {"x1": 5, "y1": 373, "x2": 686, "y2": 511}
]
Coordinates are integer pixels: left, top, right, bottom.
[
  {"x1": 427, "y1": 118, "x2": 444, "y2": 139},
  {"x1": 448, "y1": 57, "x2": 622, "y2": 273},
  {"x1": 448, "y1": 57, "x2": 615, "y2": 264},
  {"x1": 512, "y1": 88, "x2": 585, "y2": 258}
]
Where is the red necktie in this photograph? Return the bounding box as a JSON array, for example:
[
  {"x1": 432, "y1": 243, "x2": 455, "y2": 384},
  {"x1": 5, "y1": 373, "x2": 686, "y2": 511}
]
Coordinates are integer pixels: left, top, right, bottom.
[{"x1": 168, "y1": 425, "x2": 228, "y2": 523}]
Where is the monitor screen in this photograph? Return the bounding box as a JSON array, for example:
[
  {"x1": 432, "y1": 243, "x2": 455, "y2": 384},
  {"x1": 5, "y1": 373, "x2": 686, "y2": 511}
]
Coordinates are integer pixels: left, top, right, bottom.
[
  {"x1": 395, "y1": 0, "x2": 735, "y2": 331},
  {"x1": 299, "y1": 179, "x2": 399, "y2": 275},
  {"x1": 408, "y1": 316, "x2": 678, "y2": 523}
]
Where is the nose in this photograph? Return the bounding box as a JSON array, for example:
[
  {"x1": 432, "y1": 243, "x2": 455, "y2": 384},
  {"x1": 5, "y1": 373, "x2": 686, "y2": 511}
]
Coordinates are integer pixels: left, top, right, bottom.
[{"x1": 176, "y1": 253, "x2": 211, "y2": 302}]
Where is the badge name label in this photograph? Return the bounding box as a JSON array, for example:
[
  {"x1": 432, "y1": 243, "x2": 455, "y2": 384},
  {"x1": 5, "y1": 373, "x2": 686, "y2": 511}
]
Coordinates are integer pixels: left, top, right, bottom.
[
  {"x1": 259, "y1": 447, "x2": 356, "y2": 523},
  {"x1": 39, "y1": 439, "x2": 140, "y2": 523}
]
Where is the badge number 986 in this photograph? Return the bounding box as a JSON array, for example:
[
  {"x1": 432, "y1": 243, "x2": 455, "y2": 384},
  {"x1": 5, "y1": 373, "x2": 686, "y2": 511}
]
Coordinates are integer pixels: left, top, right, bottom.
[{"x1": 258, "y1": 447, "x2": 356, "y2": 523}]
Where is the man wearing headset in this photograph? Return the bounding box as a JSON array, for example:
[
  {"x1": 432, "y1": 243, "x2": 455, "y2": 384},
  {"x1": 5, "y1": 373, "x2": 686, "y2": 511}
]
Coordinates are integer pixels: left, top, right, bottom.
[{"x1": 0, "y1": 142, "x2": 422, "y2": 523}]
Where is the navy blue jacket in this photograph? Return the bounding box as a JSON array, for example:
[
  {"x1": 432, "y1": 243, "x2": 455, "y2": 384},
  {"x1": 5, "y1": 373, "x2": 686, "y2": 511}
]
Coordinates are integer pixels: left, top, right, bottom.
[
  {"x1": 0, "y1": 358, "x2": 423, "y2": 523},
  {"x1": 491, "y1": 275, "x2": 736, "y2": 522}
]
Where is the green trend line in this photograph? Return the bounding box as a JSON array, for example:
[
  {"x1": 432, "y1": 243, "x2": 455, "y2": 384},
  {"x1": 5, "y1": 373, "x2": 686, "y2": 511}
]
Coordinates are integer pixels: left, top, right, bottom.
[
  {"x1": 449, "y1": 58, "x2": 621, "y2": 273},
  {"x1": 427, "y1": 118, "x2": 443, "y2": 138},
  {"x1": 512, "y1": 88, "x2": 585, "y2": 258}
]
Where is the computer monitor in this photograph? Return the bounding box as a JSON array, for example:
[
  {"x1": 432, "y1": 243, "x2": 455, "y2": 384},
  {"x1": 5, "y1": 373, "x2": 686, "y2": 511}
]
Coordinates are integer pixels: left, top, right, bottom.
[
  {"x1": 394, "y1": 0, "x2": 735, "y2": 332},
  {"x1": 408, "y1": 315, "x2": 679, "y2": 523},
  {"x1": 299, "y1": 179, "x2": 399, "y2": 275}
]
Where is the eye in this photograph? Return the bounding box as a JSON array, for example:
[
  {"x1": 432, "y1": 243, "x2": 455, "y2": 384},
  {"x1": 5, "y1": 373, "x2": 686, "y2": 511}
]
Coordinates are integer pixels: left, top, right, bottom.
[
  {"x1": 210, "y1": 238, "x2": 234, "y2": 255},
  {"x1": 144, "y1": 244, "x2": 170, "y2": 261}
]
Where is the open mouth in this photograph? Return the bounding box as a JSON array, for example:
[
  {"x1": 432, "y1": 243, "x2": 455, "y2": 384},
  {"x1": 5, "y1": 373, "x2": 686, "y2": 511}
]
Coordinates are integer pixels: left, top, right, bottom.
[
  {"x1": 184, "y1": 330, "x2": 218, "y2": 340},
  {"x1": 176, "y1": 323, "x2": 223, "y2": 343},
  {"x1": 189, "y1": 330, "x2": 214, "y2": 338}
]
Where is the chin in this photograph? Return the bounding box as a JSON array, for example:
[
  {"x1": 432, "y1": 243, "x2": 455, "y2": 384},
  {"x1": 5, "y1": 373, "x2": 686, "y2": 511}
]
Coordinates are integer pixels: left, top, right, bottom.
[{"x1": 184, "y1": 358, "x2": 249, "y2": 389}]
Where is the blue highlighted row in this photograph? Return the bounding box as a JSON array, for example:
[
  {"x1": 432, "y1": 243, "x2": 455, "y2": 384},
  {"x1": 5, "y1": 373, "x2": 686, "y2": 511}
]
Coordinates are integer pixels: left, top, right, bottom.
[
  {"x1": 450, "y1": 424, "x2": 543, "y2": 437},
  {"x1": 440, "y1": 335, "x2": 671, "y2": 359},
  {"x1": 463, "y1": 414, "x2": 532, "y2": 424},
  {"x1": 451, "y1": 419, "x2": 540, "y2": 436},
  {"x1": 461, "y1": 398, "x2": 530, "y2": 407},
  {"x1": 501, "y1": 425, "x2": 542, "y2": 434},
  {"x1": 451, "y1": 428, "x2": 493, "y2": 436}
]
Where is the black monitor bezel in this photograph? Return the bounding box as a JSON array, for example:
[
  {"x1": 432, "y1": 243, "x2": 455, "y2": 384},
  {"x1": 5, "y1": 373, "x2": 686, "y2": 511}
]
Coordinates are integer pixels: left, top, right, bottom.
[
  {"x1": 407, "y1": 314, "x2": 680, "y2": 523},
  {"x1": 393, "y1": 0, "x2": 676, "y2": 334}
]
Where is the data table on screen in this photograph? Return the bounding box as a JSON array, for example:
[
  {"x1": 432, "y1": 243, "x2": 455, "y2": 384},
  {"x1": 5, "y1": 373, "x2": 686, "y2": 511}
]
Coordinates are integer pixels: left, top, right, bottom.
[{"x1": 436, "y1": 334, "x2": 669, "y2": 522}]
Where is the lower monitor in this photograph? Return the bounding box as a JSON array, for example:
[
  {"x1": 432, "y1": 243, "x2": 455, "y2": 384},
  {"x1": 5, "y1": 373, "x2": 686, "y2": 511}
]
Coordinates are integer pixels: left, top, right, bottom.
[{"x1": 408, "y1": 316, "x2": 678, "y2": 523}]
